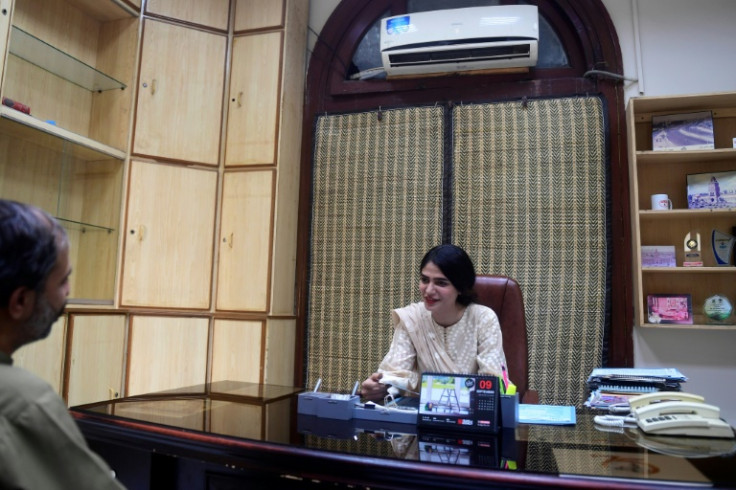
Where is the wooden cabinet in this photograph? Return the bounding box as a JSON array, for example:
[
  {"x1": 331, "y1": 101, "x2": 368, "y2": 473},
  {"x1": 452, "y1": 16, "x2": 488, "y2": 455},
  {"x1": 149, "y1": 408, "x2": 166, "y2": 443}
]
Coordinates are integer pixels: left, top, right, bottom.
[
  {"x1": 127, "y1": 315, "x2": 209, "y2": 396},
  {"x1": 133, "y1": 19, "x2": 226, "y2": 165},
  {"x1": 263, "y1": 318, "x2": 295, "y2": 386},
  {"x1": 211, "y1": 319, "x2": 264, "y2": 383},
  {"x1": 0, "y1": 0, "x2": 11, "y2": 84},
  {"x1": 4, "y1": 0, "x2": 307, "y2": 403},
  {"x1": 65, "y1": 314, "x2": 126, "y2": 406},
  {"x1": 145, "y1": 0, "x2": 229, "y2": 30},
  {"x1": 217, "y1": 170, "x2": 274, "y2": 311},
  {"x1": 234, "y1": 0, "x2": 283, "y2": 32},
  {"x1": 0, "y1": 0, "x2": 137, "y2": 304},
  {"x1": 225, "y1": 31, "x2": 282, "y2": 167},
  {"x1": 221, "y1": 0, "x2": 307, "y2": 319},
  {"x1": 627, "y1": 92, "x2": 736, "y2": 329},
  {"x1": 4, "y1": 0, "x2": 138, "y2": 149},
  {"x1": 13, "y1": 316, "x2": 66, "y2": 393},
  {"x1": 121, "y1": 160, "x2": 217, "y2": 309}
]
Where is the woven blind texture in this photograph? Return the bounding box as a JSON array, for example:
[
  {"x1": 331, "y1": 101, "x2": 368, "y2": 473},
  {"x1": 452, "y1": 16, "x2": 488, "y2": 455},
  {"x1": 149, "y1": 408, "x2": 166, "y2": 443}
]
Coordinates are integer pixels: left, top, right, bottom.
[
  {"x1": 307, "y1": 97, "x2": 608, "y2": 407},
  {"x1": 307, "y1": 106, "x2": 444, "y2": 393},
  {"x1": 452, "y1": 97, "x2": 607, "y2": 406}
]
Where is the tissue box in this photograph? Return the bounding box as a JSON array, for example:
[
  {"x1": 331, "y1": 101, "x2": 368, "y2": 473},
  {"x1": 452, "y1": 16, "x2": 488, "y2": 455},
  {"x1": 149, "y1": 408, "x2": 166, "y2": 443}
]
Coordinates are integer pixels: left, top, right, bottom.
[{"x1": 500, "y1": 393, "x2": 519, "y2": 428}]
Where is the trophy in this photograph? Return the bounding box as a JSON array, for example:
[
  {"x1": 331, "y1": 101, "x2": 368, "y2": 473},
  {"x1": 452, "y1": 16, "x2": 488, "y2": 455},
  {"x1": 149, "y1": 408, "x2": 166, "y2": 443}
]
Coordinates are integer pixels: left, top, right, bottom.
[
  {"x1": 703, "y1": 294, "x2": 734, "y2": 324},
  {"x1": 683, "y1": 232, "x2": 703, "y2": 267},
  {"x1": 712, "y1": 229, "x2": 735, "y2": 266}
]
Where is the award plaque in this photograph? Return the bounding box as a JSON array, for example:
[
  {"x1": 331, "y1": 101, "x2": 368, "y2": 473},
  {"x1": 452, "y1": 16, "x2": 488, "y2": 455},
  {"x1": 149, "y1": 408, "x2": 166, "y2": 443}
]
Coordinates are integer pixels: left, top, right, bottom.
[
  {"x1": 683, "y1": 232, "x2": 703, "y2": 267},
  {"x1": 712, "y1": 229, "x2": 735, "y2": 266},
  {"x1": 703, "y1": 294, "x2": 733, "y2": 324}
]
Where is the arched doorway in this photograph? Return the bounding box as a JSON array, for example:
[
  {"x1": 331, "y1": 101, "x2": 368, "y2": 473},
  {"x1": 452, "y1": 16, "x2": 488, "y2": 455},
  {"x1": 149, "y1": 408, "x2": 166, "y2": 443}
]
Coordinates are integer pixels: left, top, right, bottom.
[{"x1": 296, "y1": 0, "x2": 632, "y2": 406}]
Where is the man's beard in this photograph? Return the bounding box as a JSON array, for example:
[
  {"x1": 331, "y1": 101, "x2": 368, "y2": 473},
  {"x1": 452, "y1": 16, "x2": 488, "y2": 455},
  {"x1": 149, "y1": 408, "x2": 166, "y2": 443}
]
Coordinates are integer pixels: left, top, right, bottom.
[{"x1": 25, "y1": 293, "x2": 66, "y2": 341}]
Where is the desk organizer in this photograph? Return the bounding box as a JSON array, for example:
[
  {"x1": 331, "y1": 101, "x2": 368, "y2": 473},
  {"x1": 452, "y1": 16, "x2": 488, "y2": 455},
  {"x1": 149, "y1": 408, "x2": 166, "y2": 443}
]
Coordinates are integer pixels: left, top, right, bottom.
[
  {"x1": 298, "y1": 391, "x2": 359, "y2": 420},
  {"x1": 316, "y1": 394, "x2": 360, "y2": 420},
  {"x1": 353, "y1": 402, "x2": 418, "y2": 424},
  {"x1": 500, "y1": 393, "x2": 519, "y2": 428},
  {"x1": 297, "y1": 391, "x2": 331, "y2": 416}
]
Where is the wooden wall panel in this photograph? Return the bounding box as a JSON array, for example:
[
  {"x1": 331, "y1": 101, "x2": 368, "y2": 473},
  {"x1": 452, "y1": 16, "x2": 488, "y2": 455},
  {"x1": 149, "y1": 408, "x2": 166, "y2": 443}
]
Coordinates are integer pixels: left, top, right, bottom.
[
  {"x1": 225, "y1": 32, "x2": 282, "y2": 166},
  {"x1": 122, "y1": 161, "x2": 217, "y2": 308},
  {"x1": 13, "y1": 316, "x2": 67, "y2": 394},
  {"x1": 234, "y1": 0, "x2": 283, "y2": 32},
  {"x1": 269, "y1": 0, "x2": 308, "y2": 315},
  {"x1": 127, "y1": 315, "x2": 209, "y2": 395},
  {"x1": 264, "y1": 398, "x2": 291, "y2": 442},
  {"x1": 216, "y1": 170, "x2": 274, "y2": 311},
  {"x1": 209, "y1": 401, "x2": 262, "y2": 439},
  {"x1": 145, "y1": 0, "x2": 230, "y2": 30},
  {"x1": 263, "y1": 319, "x2": 294, "y2": 386},
  {"x1": 211, "y1": 319, "x2": 263, "y2": 383},
  {"x1": 66, "y1": 314, "x2": 126, "y2": 406},
  {"x1": 133, "y1": 20, "x2": 226, "y2": 165}
]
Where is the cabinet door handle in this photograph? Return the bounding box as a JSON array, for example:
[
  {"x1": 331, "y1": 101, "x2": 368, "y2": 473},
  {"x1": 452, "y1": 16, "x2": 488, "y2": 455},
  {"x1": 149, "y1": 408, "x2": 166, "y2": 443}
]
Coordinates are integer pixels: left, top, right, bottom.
[
  {"x1": 223, "y1": 233, "x2": 234, "y2": 248},
  {"x1": 151, "y1": 78, "x2": 157, "y2": 95},
  {"x1": 237, "y1": 91, "x2": 243, "y2": 108},
  {"x1": 137, "y1": 225, "x2": 146, "y2": 241}
]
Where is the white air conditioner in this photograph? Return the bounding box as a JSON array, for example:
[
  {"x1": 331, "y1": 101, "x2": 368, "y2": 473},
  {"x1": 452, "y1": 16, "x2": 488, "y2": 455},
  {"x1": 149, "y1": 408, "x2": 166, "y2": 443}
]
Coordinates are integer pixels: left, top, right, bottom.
[{"x1": 380, "y1": 5, "x2": 539, "y2": 77}]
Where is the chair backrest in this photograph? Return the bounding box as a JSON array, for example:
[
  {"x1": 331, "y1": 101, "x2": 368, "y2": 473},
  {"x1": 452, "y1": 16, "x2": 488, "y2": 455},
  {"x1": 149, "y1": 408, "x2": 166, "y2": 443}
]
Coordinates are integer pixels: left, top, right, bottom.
[{"x1": 473, "y1": 274, "x2": 534, "y2": 402}]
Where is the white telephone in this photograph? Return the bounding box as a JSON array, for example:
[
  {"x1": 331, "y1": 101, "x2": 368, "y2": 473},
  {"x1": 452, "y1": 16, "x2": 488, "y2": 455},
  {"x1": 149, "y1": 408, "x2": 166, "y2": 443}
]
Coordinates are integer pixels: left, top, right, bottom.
[{"x1": 629, "y1": 392, "x2": 735, "y2": 439}]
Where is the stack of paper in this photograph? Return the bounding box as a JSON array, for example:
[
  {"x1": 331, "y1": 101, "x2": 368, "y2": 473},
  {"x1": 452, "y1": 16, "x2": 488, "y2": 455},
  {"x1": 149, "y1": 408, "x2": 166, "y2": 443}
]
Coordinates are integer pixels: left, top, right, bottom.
[{"x1": 585, "y1": 368, "x2": 688, "y2": 410}]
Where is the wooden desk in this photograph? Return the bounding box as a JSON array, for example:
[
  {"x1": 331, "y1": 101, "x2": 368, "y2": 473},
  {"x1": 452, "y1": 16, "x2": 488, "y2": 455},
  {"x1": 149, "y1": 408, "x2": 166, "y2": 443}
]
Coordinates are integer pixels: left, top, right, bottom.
[{"x1": 71, "y1": 381, "x2": 736, "y2": 489}]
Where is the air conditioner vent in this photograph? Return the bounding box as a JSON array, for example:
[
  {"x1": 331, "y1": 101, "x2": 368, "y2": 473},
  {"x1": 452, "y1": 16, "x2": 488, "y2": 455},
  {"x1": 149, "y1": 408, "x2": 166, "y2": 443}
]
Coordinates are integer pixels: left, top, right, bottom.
[
  {"x1": 380, "y1": 5, "x2": 539, "y2": 77},
  {"x1": 388, "y1": 43, "x2": 532, "y2": 69}
]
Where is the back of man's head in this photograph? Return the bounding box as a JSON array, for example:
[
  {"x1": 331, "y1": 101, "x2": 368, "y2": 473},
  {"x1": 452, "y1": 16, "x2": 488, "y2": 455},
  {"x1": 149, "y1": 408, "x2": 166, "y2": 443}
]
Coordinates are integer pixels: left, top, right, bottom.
[{"x1": 0, "y1": 200, "x2": 65, "y2": 308}]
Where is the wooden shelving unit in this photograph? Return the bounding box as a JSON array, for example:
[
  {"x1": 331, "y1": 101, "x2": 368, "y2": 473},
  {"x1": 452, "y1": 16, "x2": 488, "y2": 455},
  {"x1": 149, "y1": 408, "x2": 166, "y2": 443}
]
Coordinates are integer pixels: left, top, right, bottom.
[{"x1": 627, "y1": 92, "x2": 736, "y2": 329}]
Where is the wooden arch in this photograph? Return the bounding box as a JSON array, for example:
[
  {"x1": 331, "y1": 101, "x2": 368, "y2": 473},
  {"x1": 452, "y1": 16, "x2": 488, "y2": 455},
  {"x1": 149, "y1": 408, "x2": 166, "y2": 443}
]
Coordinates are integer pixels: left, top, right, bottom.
[{"x1": 295, "y1": 0, "x2": 633, "y2": 385}]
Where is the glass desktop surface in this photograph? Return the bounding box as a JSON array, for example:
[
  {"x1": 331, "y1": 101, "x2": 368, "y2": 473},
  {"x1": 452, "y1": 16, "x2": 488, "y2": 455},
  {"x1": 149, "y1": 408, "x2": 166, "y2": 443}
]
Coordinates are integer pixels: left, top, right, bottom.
[{"x1": 72, "y1": 382, "x2": 736, "y2": 488}]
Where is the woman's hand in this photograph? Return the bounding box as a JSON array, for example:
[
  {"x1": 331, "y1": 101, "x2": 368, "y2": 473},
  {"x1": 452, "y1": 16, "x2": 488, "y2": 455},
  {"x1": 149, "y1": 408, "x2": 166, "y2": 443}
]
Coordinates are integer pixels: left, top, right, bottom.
[{"x1": 361, "y1": 372, "x2": 389, "y2": 402}]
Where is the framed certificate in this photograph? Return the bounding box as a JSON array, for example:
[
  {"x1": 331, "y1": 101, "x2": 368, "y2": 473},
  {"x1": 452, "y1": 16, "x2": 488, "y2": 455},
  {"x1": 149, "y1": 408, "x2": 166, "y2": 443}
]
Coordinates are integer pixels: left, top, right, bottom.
[{"x1": 646, "y1": 294, "x2": 693, "y2": 325}]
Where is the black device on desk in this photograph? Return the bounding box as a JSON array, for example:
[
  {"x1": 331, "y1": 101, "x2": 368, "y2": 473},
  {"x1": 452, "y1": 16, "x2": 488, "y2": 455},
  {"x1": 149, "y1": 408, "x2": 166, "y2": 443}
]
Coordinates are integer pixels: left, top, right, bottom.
[{"x1": 417, "y1": 372, "x2": 500, "y2": 434}]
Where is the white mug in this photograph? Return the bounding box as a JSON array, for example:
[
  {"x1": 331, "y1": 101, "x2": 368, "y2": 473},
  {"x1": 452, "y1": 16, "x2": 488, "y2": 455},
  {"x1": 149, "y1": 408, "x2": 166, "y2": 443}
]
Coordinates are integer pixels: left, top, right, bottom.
[{"x1": 651, "y1": 193, "x2": 672, "y2": 210}]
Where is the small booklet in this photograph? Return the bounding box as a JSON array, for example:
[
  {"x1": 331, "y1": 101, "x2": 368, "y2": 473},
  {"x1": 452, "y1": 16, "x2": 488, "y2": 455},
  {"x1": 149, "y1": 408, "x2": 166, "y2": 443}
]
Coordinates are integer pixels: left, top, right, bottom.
[{"x1": 518, "y1": 404, "x2": 576, "y2": 425}]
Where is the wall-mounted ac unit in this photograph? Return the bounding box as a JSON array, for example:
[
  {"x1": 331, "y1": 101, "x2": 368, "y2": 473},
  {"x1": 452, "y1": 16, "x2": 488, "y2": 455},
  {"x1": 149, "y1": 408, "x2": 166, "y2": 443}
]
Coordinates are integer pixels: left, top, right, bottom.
[{"x1": 380, "y1": 5, "x2": 539, "y2": 78}]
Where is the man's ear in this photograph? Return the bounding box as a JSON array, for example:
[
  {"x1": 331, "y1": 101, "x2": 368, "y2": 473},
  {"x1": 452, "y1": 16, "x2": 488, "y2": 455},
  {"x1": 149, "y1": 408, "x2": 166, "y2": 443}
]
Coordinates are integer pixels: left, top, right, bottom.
[{"x1": 7, "y1": 287, "x2": 35, "y2": 321}]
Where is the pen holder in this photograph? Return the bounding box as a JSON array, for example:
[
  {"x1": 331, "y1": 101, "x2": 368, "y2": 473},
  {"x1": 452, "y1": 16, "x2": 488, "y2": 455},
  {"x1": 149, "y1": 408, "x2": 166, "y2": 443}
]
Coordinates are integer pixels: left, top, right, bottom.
[
  {"x1": 297, "y1": 391, "x2": 331, "y2": 415},
  {"x1": 500, "y1": 393, "x2": 519, "y2": 428}
]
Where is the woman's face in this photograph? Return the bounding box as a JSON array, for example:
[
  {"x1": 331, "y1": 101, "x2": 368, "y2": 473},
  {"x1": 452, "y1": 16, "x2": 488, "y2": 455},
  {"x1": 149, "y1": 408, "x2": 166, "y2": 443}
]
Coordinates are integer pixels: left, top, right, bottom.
[{"x1": 419, "y1": 261, "x2": 459, "y2": 313}]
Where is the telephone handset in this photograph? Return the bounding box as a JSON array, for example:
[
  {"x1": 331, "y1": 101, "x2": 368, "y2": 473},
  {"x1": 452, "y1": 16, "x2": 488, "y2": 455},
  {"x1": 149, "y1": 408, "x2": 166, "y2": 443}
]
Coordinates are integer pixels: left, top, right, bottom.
[
  {"x1": 629, "y1": 392, "x2": 735, "y2": 439},
  {"x1": 629, "y1": 391, "x2": 704, "y2": 411},
  {"x1": 635, "y1": 400, "x2": 721, "y2": 420}
]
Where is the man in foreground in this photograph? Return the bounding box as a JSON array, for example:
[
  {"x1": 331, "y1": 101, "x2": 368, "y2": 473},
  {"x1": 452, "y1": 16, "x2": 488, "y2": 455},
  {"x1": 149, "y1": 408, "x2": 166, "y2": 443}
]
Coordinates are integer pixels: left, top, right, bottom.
[{"x1": 0, "y1": 199, "x2": 125, "y2": 489}]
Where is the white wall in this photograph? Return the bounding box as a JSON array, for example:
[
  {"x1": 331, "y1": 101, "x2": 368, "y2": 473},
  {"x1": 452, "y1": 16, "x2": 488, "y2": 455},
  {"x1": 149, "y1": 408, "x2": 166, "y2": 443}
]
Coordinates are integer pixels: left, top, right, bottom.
[
  {"x1": 307, "y1": 0, "x2": 736, "y2": 424},
  {"x1": 604, "y1": 0, "x2": 736, "y2": 426}
]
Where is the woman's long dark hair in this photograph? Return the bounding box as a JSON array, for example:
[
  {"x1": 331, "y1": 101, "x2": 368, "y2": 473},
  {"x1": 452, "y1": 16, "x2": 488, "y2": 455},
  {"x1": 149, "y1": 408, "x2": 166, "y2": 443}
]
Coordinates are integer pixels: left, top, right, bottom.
[{"x1": 420, "y1": 244, "x2": 476, "y2": 306}]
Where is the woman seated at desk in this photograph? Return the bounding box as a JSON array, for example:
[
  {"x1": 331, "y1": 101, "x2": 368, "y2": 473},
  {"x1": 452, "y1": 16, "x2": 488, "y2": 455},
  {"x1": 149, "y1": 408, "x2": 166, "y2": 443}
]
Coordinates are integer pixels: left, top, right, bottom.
[{"x1": 361, "y1": 244, "x2": 508, "y2": 402}]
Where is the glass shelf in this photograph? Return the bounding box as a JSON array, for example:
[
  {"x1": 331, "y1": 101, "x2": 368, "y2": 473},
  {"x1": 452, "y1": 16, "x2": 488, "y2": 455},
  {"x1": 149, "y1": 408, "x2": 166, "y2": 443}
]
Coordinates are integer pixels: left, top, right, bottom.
[
  {"x1": 9, "y1": 26, "x2": 126, "y2": 92},
  {"x1": 0, "y1": 106, "x2": 126, "y2": 160},
  {"x1": 57, "y1": 217, "x2": 115, "y2": 234}
]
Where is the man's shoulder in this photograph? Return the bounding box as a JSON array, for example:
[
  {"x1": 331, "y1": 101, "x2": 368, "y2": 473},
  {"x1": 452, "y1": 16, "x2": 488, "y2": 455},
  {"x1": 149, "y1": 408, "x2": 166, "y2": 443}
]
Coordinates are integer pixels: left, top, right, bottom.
[{"x1": 0, "y1": 364, "x2": 57, "y2": 414}]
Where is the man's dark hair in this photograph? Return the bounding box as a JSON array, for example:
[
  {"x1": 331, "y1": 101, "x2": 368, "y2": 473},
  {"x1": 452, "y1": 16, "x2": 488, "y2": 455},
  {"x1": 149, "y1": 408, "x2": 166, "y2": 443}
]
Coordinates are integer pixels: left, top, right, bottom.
[
  {"x1": 0, "y1": 200, "x2": 63, "y2": 307},
  {"x1": 420, "y1": 244, "x2": 477, "y2": 306}
]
